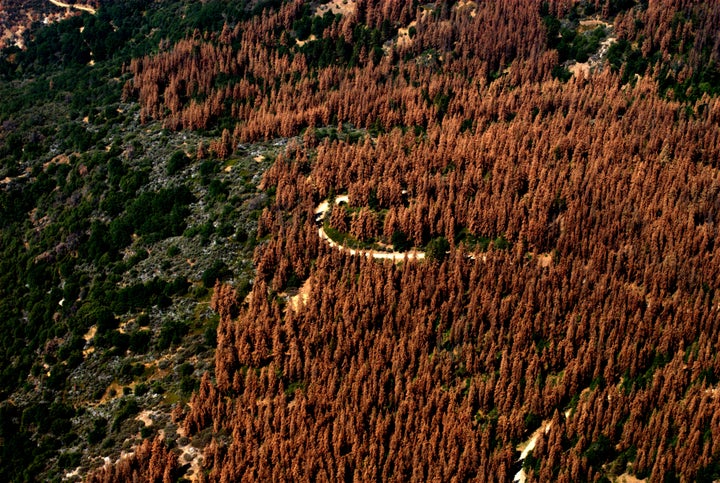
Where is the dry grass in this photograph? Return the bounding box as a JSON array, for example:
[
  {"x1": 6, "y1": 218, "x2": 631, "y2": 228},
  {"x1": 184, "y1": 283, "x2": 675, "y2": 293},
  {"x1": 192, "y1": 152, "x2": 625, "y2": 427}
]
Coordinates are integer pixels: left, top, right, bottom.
[
  {"x1": 617, "y1": 474, "x2": 647, "y2": 483},
  {"x1": 313, "y1": 0, "x2": 356, "y2": 17},
  {"x1": 578, "y1": 19, "x2": 612, "y2": 33},
  {"x1": 396, "y1": 21, "x2": 417, "y2": 49},
  {"x1": 289, "y1": 276, "x2": 313, "y2": 311}
]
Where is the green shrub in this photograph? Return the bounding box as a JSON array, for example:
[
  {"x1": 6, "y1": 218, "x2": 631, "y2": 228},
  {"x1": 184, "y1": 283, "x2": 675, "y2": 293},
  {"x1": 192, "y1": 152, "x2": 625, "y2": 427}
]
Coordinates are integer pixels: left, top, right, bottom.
[
  {"x1": 178, "y1": 362, "x2": 194, "y2": 377},
  {"x1": 112, "y1": 398, "x2": 139, "y2": 432},
  {"x1": 199, "y1": 160, "x2": 218, "y2": 180},
  {"x1": 167, "y1": 150, "x2": 191, "y2": 175},
  {"x1": 129, "y1": 329, "x2": 151, "y2": 353},
  {"x1": 202, "y1": 260, "x2": 231, "y2": 288},
  {"x1": 493, "y1": 234, "x2": 509, "y2": 250},
  {"x1": 204, "y1": 325, "x2": 218, "y2": 347},
  {"x1": 58, "y1": 451, "x2": 81, "y2": 469},
  {"x1": 156, "y1": 319, "x2": 189, "y2": 350},
  {"x1": 87, "y1": 418, "x2": 107, "y2": 445}
]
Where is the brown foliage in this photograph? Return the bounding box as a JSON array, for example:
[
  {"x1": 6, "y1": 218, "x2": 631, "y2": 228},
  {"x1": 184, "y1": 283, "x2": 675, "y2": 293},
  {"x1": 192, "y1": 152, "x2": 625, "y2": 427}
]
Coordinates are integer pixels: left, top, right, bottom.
[
  {"x1": 187, "y1": 70, "x2": 720, "y2": 479},
  {"x1": 113, "y1": 1, "x2": 720, "y2": 481},
  {"x1": 85, "y1": 437, "x2": 178, "y2": 483}
]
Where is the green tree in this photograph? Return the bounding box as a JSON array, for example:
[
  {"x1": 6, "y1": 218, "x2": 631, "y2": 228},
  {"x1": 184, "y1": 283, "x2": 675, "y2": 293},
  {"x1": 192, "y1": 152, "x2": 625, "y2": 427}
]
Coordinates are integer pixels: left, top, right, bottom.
[
  {"x1": 425, "y1": 236, "x2": 450, "y2": 262},
  {"x1": 391, "y1": 230, "x2": 411, "y2": 252}
]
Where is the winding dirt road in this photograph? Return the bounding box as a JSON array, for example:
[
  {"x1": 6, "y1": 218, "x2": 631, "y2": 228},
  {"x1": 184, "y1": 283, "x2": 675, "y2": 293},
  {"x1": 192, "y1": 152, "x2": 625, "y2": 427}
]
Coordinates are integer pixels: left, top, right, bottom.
[
  {"x1": 314, "y1": 196, "x2": 425, "y2": 261},
  {"x1": 514, "y1": 421, "x2": 553, "y2": 483},
  {"x1": 49, "y1": 0, "x2": 97, "y2": 14}
]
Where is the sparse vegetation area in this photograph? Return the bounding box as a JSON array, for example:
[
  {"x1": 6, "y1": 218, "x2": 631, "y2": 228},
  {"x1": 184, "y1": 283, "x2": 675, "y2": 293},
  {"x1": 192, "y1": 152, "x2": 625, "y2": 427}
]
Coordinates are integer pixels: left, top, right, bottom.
[{"x1": 0, "y1": 2, "x2": 283, "y2": 480}]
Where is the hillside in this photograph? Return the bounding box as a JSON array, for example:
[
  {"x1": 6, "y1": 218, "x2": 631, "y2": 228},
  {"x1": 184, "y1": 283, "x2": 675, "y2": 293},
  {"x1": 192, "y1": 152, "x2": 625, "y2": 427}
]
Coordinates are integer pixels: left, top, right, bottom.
[{"x1": 2, "y1": 0, "x2": 720, "y2": 482}]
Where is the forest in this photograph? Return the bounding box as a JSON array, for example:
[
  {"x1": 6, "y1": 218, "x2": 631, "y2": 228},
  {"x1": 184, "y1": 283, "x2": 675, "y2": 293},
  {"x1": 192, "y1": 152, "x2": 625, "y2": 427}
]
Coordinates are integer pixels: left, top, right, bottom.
[{"x1": 3, "y1": 0, "x2": 720, "y2": 481}]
